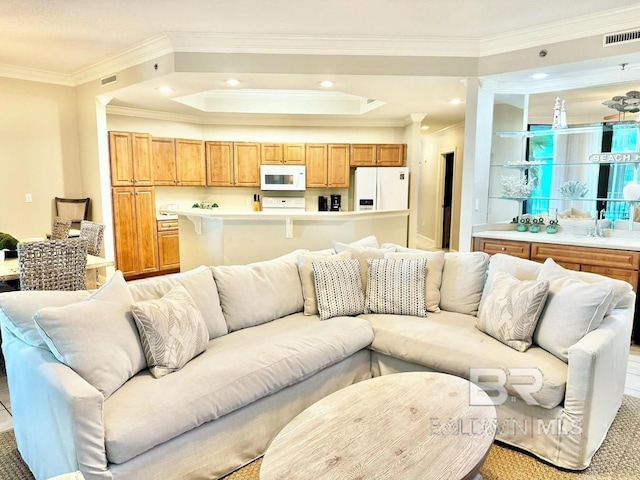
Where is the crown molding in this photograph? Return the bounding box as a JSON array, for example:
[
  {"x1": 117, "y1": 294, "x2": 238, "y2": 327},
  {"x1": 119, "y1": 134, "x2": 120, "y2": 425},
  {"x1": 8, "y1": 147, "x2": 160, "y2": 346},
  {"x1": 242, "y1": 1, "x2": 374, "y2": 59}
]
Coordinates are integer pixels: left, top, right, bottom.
[
  {"x1": 106, "y1": 105, "x2": 406, "y2": 128},
  {"x1": 71, "y1": 34, "x2": 174, "y2": 86},
  {"x1": 0, "y1": 63, "x2": 73, "y2": 86},
  {"x1": 480, "y1": 5, "x2": 640, "y2": 56}
]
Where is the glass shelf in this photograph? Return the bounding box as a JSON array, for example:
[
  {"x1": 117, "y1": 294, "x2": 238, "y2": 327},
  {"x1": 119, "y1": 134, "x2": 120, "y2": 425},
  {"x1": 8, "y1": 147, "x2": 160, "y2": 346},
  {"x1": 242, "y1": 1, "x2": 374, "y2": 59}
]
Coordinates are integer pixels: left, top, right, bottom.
[
  {"x1": 494, "y1": 122, "x2": 639, "y2": 139},
  {"x1": 492, "y1": 160, "x2": 640, "y2": 168},
  {"x1": 491, "y1": 196, "x2": 635, "y2": 203}
]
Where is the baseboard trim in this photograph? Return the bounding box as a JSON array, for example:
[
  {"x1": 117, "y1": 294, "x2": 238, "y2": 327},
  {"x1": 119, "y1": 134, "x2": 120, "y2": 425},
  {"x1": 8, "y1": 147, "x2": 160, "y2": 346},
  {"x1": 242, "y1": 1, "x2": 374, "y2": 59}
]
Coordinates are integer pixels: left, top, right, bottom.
[{"x1": 416, "y1": 234, "x2": 437, "y2": 251}]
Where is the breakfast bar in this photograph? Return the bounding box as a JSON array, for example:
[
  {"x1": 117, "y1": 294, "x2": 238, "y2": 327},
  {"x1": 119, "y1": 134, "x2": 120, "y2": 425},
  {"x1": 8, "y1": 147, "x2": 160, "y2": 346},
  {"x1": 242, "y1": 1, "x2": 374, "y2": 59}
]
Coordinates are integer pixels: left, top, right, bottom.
[{"x1": 159, "y1": 207, "x2": 410, "y2": 269}]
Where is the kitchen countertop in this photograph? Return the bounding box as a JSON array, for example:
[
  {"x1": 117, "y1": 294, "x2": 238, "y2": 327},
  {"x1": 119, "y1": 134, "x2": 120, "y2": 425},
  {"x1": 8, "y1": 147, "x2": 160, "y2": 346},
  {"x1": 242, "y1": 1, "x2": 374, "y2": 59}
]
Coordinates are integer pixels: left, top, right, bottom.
[
  {"x1": 159, "y1": 207, "x2": 410, "y2": 221},
  {"x1": 473, "y1": 227, "x2": 640, "y2": 252}
]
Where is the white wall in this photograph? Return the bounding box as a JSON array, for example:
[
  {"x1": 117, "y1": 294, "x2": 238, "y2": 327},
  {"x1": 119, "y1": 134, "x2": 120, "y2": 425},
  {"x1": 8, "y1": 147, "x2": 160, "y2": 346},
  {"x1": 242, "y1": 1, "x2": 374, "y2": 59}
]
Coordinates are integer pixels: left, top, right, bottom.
[
  {"x1": 418, "y1": 124, "x2": 465, "y2": 250},
  {"x1": 0, "y1": 77, "x2": 82, "y2": 239}
]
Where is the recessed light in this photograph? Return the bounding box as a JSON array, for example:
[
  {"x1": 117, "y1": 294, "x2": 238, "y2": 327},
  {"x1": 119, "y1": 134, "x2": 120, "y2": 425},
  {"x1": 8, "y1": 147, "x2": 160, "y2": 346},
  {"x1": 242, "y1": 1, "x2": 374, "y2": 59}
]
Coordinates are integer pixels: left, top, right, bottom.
[
  {"x1": 421, "y1": 125, "x2": 430, "y2": 131},
  {"x1": 156, "y1": 86, "x2": 174, "y2": 95},
  {"x1": 225, "y1": 78, "x2": 241, "y2": 87},
  {"x1": 319, "y1": 80, "x2": 334, "y2": 88},
  {"x1": 449, "y1": 98, "x2": 463, "y2": 105},
  {"x1": 530, "y1": 73, "x2": 549, "y2": 80}
]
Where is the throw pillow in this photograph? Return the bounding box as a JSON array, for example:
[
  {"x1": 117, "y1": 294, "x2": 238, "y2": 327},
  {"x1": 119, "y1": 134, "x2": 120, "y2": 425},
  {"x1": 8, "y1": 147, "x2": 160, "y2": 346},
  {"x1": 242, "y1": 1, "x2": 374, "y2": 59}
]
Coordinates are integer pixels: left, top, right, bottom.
[
  {"x1": 128, "y1": 266, "x2": 228, "y2": 340},
  {"x1": 332, "y1": 243, "x2": 396, "y2": 290},
  {"x1": 439, "y1": 252, "x2": 489, "y2": 316},
  {"x1": 365, "y1": 258, "x2": 428, "y2": 317},
  {"x1": 534, "y1": 258, "x2": 614, "y2": 362},
  {"x1": 33, "y1": 271, "x2": 146, "y2": 399},
  {"x1": 384, "y1": 251, "x2": 445, "y2": 312},
  {"x1": 332, "y1": 235, "x2": 379, "y2": 249},
  {"x1": 297, "y1": 250, "x2": 353, "y2": 315},
  {"x1": 312, "y1": 259, "x2": 365, "y2": 320},
  {"x1": 131, "y1": 285, "x2": 209, "y2": 379},
  {"x1": 476, "y1": 270, "x2": 550, "y2": 352}
]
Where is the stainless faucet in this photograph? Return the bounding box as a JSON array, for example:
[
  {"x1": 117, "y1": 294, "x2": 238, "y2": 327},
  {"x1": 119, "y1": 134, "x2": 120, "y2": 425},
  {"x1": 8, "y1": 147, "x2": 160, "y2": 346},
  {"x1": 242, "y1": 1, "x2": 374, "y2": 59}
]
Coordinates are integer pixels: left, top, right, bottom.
[{"x1": 596, "y1": 209, "x2": 606, "y2": 238}]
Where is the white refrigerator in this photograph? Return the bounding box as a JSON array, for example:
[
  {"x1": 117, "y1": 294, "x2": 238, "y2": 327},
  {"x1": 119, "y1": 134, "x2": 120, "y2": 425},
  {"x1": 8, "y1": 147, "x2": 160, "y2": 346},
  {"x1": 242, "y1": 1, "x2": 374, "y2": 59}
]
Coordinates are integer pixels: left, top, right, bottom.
[{"x1": 354, "y1": 167, "x2": 409, "y2": 211}]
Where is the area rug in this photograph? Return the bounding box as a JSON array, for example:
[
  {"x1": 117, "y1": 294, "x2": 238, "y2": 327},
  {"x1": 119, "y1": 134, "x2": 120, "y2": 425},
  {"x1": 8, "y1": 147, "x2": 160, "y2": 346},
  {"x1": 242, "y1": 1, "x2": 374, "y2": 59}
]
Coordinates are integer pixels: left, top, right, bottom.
[{"x1": 3, "y1": 395, "x2": 640, "y2": 479}]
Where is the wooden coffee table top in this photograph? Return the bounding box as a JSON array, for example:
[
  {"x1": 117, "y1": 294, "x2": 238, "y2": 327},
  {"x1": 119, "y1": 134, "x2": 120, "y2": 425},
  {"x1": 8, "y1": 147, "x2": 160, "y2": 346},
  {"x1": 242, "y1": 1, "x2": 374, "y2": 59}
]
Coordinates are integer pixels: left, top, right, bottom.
[{"x1": 260, "y1": 372, "x2": 497, "y2": 480}]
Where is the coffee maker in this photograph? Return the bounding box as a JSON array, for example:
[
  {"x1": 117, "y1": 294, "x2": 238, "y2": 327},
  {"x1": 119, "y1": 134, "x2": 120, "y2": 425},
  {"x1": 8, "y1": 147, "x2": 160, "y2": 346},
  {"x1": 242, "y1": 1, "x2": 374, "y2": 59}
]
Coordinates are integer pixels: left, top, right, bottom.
[
  {"x1": 330, "y1": 194, "x2": 341, "y2": 212},
  {"x1": 318, "y1": 196, "x2": 328, "y2": 212}
]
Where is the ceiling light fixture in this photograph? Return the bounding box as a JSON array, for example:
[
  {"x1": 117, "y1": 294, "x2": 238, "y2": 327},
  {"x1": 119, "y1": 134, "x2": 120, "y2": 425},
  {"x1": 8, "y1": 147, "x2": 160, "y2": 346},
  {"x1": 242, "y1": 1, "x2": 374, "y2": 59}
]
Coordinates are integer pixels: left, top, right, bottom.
[
  {"x1": 421, "y1": 125, "x2": 430, "y2": 131},
  {"x1": 156, "y1": 86, "x2": 174, "y2": 95},
  {"x1": 602, "y1": 90, "x2": 640, "y2": 121},
  {"x1": 530, "y1": 73, "x2": 549, "y2": 80},
  {"x1": 225, "y1": 78, "x2": 241, "y2": 87},
  {"x1": 319, "y1": 80, "x2": 334, "y2": 88},
  {"x1": 449, "y1": 98, "x2": 463, "y2": 105}
]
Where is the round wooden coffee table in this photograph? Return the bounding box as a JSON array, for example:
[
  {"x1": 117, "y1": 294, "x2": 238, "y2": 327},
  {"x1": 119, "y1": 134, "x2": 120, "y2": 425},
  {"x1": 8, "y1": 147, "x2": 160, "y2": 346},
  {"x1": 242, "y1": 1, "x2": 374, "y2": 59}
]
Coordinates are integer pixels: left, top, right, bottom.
[{"x1": 261, "y1": 372, "x2": 497, "y2": 480}]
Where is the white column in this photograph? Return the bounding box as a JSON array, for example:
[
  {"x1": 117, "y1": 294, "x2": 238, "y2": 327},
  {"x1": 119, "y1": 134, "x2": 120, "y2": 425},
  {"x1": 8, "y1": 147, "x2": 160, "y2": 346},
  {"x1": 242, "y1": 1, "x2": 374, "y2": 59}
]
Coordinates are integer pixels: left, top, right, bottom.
[
  {"x1": 406, "y1": 114, "x2": 426, "y2": 248},
  {"x1": 459, "y1": 80, "x2": 494, "y2": 251}
]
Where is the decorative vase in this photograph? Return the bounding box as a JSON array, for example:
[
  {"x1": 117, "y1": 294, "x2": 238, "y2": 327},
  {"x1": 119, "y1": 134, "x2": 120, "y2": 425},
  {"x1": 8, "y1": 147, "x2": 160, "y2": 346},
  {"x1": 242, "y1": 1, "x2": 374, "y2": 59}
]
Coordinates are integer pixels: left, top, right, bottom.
[
  {"x1": 517, "y1": 222, "x2": 528, "y2": 232},
  {"x1": 546, "y1": 224, "x2": 558, "y2": 234},
  {"x1": 623, "y1": 182, "x2": 640, "y2": 201},
  {"x1": 529, "y1": 224, "x2": 540, "y2": 233}
]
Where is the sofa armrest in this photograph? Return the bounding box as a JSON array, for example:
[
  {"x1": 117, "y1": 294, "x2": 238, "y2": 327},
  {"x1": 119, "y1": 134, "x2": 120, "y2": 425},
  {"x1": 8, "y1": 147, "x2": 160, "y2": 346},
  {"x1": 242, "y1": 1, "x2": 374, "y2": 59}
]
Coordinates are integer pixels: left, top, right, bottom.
[
  {"x1": 1, "y1": 325, "x2": 109, "y2": 480},
  {"x1": 564, "y1": 301, "x2": 634, "y2": 459}
]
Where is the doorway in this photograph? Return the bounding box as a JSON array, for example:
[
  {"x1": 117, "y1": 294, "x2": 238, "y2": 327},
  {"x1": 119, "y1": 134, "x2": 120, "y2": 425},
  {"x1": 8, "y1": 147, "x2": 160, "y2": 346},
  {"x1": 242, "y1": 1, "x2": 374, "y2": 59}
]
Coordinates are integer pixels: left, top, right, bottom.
[{"x1": 441, "y1": 152, "x2": 455, "y2": 250}]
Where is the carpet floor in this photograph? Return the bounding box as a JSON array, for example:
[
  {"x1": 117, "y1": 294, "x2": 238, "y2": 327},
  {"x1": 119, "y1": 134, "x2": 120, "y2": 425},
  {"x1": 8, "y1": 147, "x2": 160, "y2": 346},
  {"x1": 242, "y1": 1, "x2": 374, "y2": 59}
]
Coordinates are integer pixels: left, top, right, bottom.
[{"x1": 3, "y1": 395, "x2": 639, "y2": 479}]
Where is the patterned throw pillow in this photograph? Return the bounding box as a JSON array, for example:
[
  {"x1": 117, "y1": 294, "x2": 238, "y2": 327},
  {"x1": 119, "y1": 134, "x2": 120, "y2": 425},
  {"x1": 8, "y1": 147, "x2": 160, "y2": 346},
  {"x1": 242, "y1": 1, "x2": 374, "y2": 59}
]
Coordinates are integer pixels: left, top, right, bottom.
[
  {"x1": 365, "y1": 258, "x2": 428, "y2": 317},
  {"x1": 130, "y1": 285, "x2": 209, "y2": 378},
  {"x1": 477, "y1": 270, "x2": 550, "y2": 352},
  {"x1": 312, "y1": 259, "x2": 365, "y2": 320}
]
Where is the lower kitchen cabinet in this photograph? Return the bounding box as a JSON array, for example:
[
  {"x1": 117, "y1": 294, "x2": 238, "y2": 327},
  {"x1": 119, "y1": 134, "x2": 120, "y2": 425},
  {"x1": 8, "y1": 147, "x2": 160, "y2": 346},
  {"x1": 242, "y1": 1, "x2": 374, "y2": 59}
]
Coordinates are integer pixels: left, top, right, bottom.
[
  {"x1": 112, "y1": 186, "x2": 159, "y2": 278},
  {"x1": 157, "y1": 219, "x2": 180, "y2": 271}
]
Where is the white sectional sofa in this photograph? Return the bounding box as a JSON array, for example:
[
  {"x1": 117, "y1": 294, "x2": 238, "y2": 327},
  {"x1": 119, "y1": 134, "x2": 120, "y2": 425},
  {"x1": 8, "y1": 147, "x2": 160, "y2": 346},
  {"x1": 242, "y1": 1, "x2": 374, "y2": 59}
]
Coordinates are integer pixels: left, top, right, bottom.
[{"x1": 0, "y1": 239, "x2": 634, "y2": 479}]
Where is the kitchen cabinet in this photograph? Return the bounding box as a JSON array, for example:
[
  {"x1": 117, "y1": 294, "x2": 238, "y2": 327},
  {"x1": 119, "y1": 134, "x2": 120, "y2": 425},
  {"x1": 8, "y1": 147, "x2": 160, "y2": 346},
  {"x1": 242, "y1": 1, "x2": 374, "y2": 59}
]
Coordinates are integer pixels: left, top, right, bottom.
[
  {"x1": 157, "y1": 218, "x2": 180, "y2": 271},
  {"x1": 306, "y1": 144, "x2": 350, "y2": 188},
  {"x1": 109, "y1": 131, "x2": 153, "y2": 186},
  {"x1": 206, "y1": 141, "x2": 234, "y2": 186},
  {"x1": 112, "y1": 186, "x2": 158, "y2": 278},
  {"x1": 152, "y1": 137, "x2": 205, "y2": 186},
  {"x1": 261, "y1": 143, "x2": 306, "y2": 165},
  {"x1": 350, "y1": 143, "x2": 406, "y2": 167},
  {"x1": 234, "y1": 142, "x2": 261, "y2": 186}
]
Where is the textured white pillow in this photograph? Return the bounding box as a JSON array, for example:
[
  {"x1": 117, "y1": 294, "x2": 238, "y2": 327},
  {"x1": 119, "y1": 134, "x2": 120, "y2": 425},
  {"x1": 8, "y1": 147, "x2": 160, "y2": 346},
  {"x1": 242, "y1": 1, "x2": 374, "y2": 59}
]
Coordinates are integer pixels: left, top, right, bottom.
[
  {"x1": 33, "y1": 271, "x2": 146, "y2": 399},
  {"x1": 477, "y1": 270, "x2": 549, "y2": 352},
  {"x1": 384, "y1": 251, "x2": 445, "y2": 312},
  {"x1": 312, "y1": 259, "x2": 365, "y2": 320},
  {"x1": 332, "y1": 235, "x2": 379, "y2": 249},
  {"x1": 128, "y1": 266, "x2": 227, "y2": 340},
  {"x1": 365, "y1": 258, "x2": 428, "y2": 317},
  {"x1": 440, "y1": 252, "x2": 490, "y2": 316},
  {"x1": 297, "y1": 251, "x2": 352, "y2": 315},
  {"x1": 534, "y1": 258, "x2": 614, "y2": 362},
  {"x1": 131, "y1": 285, "x2": 209, "y2": 378}
]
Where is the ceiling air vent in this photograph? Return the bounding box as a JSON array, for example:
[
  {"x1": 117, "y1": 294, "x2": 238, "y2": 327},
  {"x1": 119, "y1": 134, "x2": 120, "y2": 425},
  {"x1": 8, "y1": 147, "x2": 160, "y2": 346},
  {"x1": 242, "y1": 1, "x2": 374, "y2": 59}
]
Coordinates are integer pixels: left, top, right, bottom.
[
  {"x1": 100, "y1": 74, "x2": 117, "y2": 87},
  {"x1": 604, "y1": 29, "x2": 640, "y2": 46}
]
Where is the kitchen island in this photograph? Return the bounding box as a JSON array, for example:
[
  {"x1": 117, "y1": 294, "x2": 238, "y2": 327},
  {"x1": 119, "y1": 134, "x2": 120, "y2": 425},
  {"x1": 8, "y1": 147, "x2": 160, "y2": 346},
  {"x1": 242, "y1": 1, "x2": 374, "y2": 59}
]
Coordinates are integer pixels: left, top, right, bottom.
[{"x1": 160, "y1": 207, "x2": 410, "y2": 268}]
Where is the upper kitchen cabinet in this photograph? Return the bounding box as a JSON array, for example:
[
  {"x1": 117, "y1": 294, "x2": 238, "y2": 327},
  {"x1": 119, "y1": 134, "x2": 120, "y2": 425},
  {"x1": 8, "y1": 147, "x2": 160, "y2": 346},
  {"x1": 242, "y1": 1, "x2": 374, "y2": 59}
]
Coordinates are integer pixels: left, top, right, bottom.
[
  {"x1": 109, "y1": 131, "x2": 153, "y2": 186},
  {"x1": 306, "y1": 144, "x2": 349, "y2": 188},
  {"x1": 206, "y1": 141, "x2": 234, "y2": 186},
  {"x1": 152, "y1": 137, "x2": 205, "y2": 186},
  {"x1": 349, "y1": 143, "x2": 407, "y2": 167},
  {"x1": 261, "y1": 143, "x2": 306, "y2": 164},
  {"x1": 234, "y1": 142, "x2": 261, "y2": 186}
]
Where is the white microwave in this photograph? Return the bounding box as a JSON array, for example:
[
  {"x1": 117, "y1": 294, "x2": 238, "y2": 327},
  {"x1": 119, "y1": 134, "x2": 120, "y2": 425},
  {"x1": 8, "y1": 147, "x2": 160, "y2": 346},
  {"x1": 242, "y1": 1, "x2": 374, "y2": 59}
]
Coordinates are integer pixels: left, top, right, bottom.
[{"x1": 260, "y1": 165, "x2": 306, "y2": 191}]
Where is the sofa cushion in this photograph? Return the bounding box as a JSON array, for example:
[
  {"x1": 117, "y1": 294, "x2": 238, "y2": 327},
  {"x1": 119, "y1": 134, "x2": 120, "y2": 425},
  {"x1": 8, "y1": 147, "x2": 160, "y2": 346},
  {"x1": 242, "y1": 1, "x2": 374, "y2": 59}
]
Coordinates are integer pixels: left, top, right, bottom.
[
  {"x1": 128, "y1": 266, "x2": 227, "y2": 340},
  {"x1": 131, "y1": 285, "x2": 209, "y2": 378},
  {"x1": 365, "y1": 258, "x2": 428, "y2": 317},
  {"x1": 534, "y1": 258, "x2": 614, "y2": 362},
  {"x1": 439, "y1": 252, "x2": 489, "y2": 316},
  {"x1": 212, "y1": 256, "x2": 304, "y2": 332},
  {"x1": 384, "y1": 250, "x2": 445, "y2": 312},
  {"x1": 297, "y1": 250, "x2": 352, "y2": 315},
  {"x1": 33, "y1": 272, "x2": 146, "y2": 399},
  {"x1": 362, "y1": 311, "x2": 567, "y2": 409},
  {"x1": 0, "y1": 289, "x2": 89, "y2": 348},
  {"x1": 477, "y1": 270, "x2": 549, "y2": 352},
  {"x1": 313, "y1": 259, "x2": 365, "y2": 320},
  {"x1": 103, "y1": 313, "x2": 374, "y2": 464}
]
